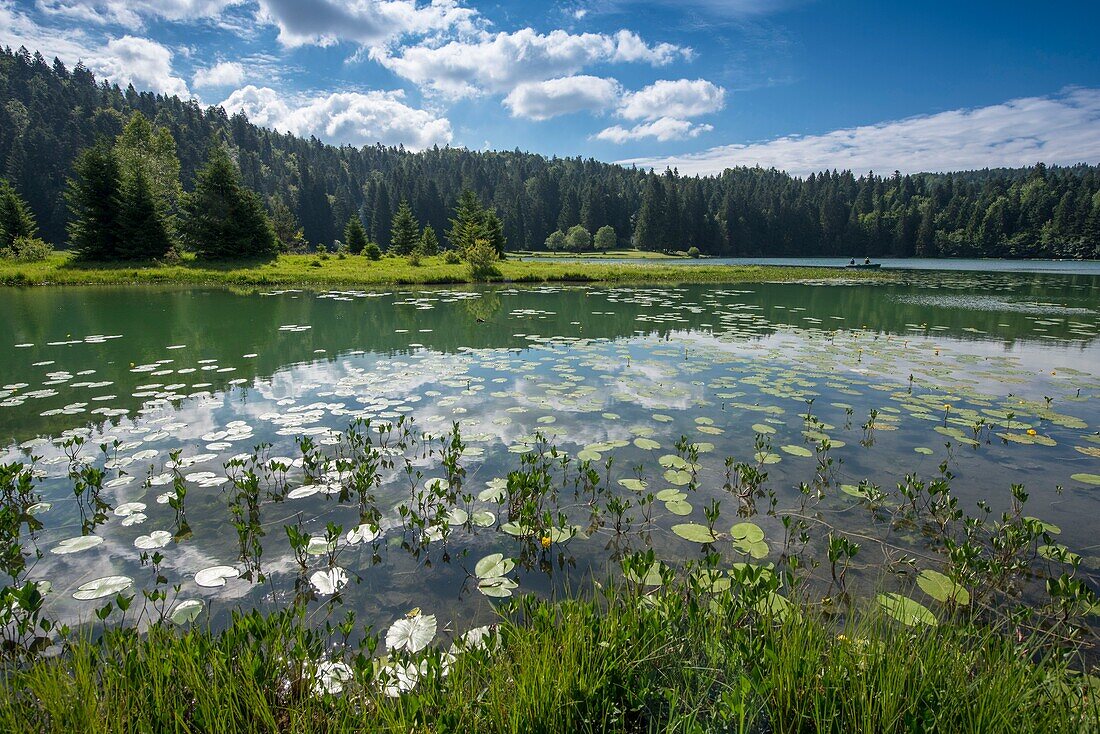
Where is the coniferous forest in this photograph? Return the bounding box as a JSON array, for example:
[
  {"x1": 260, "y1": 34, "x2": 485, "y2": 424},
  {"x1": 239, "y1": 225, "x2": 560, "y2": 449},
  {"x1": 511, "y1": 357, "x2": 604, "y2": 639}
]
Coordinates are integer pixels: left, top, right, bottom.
[{"x1": 1, "y1": 46, "x2": 1099, "y2": 260}]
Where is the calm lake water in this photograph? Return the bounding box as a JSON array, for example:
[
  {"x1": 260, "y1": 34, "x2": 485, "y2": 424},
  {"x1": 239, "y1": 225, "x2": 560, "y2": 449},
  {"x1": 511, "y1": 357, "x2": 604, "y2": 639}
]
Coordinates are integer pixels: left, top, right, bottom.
[{"x1": 1, "y1": 270, "x2": 1097, "y2": 633}]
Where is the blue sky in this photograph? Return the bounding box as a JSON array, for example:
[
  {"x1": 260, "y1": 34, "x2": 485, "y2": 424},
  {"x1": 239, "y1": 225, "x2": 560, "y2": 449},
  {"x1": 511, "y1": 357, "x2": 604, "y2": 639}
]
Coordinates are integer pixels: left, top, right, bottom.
[{"x1": 2, "y1": 0, "x2": 1099, "y2": 175}]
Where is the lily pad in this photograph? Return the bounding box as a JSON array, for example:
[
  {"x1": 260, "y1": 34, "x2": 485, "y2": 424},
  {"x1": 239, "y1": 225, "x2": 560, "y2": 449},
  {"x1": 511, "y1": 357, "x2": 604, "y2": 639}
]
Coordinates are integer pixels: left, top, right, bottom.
[
  {"x1": 51, "y1": 535, "x2": 104, "y2": 554},
  {"x1": 169, "y1": 599, "x2": 204, "y2": 625},
  {"x1": 475, "y1": 553, "x2": 515, "y2": 579},
  {"x1": 916, "y1": 570, "x2": 970, "y2": 605},
  {"x1": 73, "y1": 575, "x2": 133, "y2": 600},
  {"x1": 672, "y1": 523, "x2": 718, "y2": 543},
  {"x1": 194, "y1": 565, "x2": 240, "y2": 588},
  {"x1": 878, "y1": 592, "x2": 937, "y2": 626}
]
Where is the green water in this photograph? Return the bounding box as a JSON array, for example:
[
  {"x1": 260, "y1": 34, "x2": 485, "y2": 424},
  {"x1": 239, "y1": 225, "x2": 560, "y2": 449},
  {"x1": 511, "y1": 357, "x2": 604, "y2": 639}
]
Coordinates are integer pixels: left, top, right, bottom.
[{"x1": 1, "y1": 271, "x2": 1097, "y2": 631}]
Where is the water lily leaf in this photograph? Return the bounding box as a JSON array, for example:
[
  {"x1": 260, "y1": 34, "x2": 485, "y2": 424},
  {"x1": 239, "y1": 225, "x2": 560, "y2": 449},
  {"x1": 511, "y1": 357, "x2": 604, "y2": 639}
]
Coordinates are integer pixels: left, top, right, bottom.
[
  {"x1": 878, "y1": 592, "x2": 937, "y2": 626},
  {"x1": 618, "y1": 478, "x2": 648, "y2": 492},
  {"x1": 914, "y1": 447, "x2": 934, "y2": 455},
  {"x1": 655, "y1": 489, "x2": 686, "y2": 501},
  {"x1": 659, "y1": 454, "x2": 691, "y2": 469},
  {"x1": 664, "y1": 469, "x2": 692, "y2": 486},
  {"x1": 780, "y1": 445, "x2": 813, "y2": 457},
  {"x1": 624, "y1": 561, "x2": 666, "y2": 586},
  {"x1": 477, "y1": 576, "x2": 519, "y2": 598},
  {"x1": 346, "y1": 523, "x2": 381, "y2": 544},
  {"x1": 386, "y1": 612, "x2": 437, "y2": 652},
  {"x1": 51, "y1": 535, "x2": 104, "y2": 554},
  {"x1": 134, "y1": 530, "x2": 172, "y2": 550},
  {"x1": 754, "y1": 591, "x2": 798, "y2": 621},
  {"x1": 194, "y1": 565, "x2": 239, "y2": 588},
  {"x1": 475, "y1": 553, "x2": 515, "y2": 579},
  {"x1": 169, "y1": 599, "x2": 204, "y2": 625},
  {"x1": 633, "y1": 438, "x2": 661, "y2": 451},
  {"x1": 672, "y1": 523, "x2": 718, "y2": 543},
  {"x1": 447, "y1": 508, "x2": 469, "y2": 525},
  {"x1": 916, "y1": 570, "x2": 970, "y2": 605},
  {"x1": 1070, "y1": 473, "x2": 1100, "y2": 486},
  {"x1": 500, "y1": 522, "x2": 533, "y2": 537},
  {"x1": 751, "y1": 423, "x2": 776, "y2": 435},
  {"x1": 73, "y1": 575, "x2": 133, "y2": 600},
  {"x1": 730, "y1": 522, "x2": 764, "y2": 543},
  {"x1": 1038, "y1": 544, "x2": 1082, "y2": 564},
  {"x1": 754, "y1": 452, "x2": 782, "y2": 465},
  {"x1": 470, "y1": 510, "x2": 496, "y2": 527},
  {"x1": 665, "y1": 500, "x2": 693, "y2": 515}
]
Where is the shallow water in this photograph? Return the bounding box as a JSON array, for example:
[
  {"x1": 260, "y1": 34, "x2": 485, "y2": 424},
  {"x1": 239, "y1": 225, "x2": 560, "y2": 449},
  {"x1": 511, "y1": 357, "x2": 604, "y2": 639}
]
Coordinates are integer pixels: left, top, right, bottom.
[{"x1": 1, "y1": 271, "x2": 1098, "y2": 634}]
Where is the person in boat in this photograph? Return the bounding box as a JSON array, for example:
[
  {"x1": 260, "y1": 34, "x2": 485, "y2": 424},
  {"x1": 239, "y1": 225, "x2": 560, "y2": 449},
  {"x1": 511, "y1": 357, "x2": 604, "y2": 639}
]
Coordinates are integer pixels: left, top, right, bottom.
[
  {"x1": 864, "y1": 257, "x2": 871, "y2": 265},
  {"x1": 849, "y1": 258, "x2": 856, "y2": 265}
]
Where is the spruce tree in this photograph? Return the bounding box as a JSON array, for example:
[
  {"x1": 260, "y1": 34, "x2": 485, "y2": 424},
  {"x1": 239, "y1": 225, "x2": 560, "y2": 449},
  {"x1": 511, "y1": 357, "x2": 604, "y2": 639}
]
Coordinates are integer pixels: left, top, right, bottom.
[
  {"x1": 0, "y1": 179, "x2": 37, "y2": 249},
  {"x1": 419, "y1": 224, "x2": 439, "y2": 255},
  {"x1": 344, "y1": 217, "x2": 368, "y2": 255},
  {"x1": 271, "y1": 196, "x2": 307, "y2": 252},
  {"x1": 67, "y1": 143, "x2": 122, "y2": 260},
  {"x1": 446, "y1": 190, "x2": 485, "y2": 252},
  {"x1": 181, "y1": 148, "x2": 276, "y2": 260},
  {"x1": 483, "y1": 209, "x2": 507, "y2": 256},
  {"x1": 389, "y1": 200, "x2": 420, "y2": 255},
  {"x1": 117, "y1": 168, "x2": 172, "y2": 260}
]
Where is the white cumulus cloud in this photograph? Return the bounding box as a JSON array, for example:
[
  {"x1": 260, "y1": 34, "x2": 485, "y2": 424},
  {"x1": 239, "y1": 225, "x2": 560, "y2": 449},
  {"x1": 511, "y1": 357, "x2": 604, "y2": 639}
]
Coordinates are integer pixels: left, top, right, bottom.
[
  {"x1": 193, "y1": 61, "x2": 245, "y2": 89},
  {"x1": 504, "y1": 75, "x2": 621, "y2": 120},
  {"x1": 219, "y1": 85, "x2": 452, "y2": 150},
  {"x1": 617, "y1": 88, "x2": 1100, "y2": 176},
  {"x1": 372, "y1": 28, "x2": 690, "y2": 98},
  {"x1": 256, "y1": 0, "x2": 480, "y2": 48},
  {"x1": 90, "y1": 36, "x2": 191, "y2": 97},
  {"x1": 619, "y1": 78, "x2": 725, "y2": 121},
  {"x1": 595, "y1": 116, "x2": 712, "y2": 143}
]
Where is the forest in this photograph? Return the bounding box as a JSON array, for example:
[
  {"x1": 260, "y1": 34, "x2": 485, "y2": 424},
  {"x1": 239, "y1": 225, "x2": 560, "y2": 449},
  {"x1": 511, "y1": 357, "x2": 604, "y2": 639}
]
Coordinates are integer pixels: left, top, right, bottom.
[{"x1": 1, "y1": 45, "x2": 1098, "y2": 260}]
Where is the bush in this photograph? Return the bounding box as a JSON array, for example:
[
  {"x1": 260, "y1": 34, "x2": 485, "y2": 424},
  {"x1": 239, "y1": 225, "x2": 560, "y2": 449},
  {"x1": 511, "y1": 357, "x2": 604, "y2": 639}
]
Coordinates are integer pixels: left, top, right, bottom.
[
  {"x1": 363, "y1": 243, "x2": 382, "y2": 261},
  {"x1": 157, "y1": 246, "x2": 183, "y2": 265},
  {"x1": 407, "y1": 248, "x2": 423, "y2": 267},
  {"x1": 687, "y1": 246, "x2": 701, "y2": 258},
  {"x1": 443, "y1": 249, "x2": 462, "y2": 265},
  {"x1": 0, "y1": 236, "x2": 53, "y2": 262},
  {"x1": 466, "y1": 239, "x2": 501, "y2": 280}
]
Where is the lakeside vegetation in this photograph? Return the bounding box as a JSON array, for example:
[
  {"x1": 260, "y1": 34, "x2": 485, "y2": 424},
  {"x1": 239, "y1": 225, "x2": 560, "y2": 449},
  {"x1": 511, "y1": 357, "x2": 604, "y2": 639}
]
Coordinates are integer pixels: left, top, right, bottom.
[
  {"x1": 3, "y1": 46, "x2": 1100, "y2": 261},
  {"x1": 0, "y1": 416, "x2": 1097, "y2": 732},
  {"x1": 0, "y1": 252, "x2": 886, "y2": 287}
]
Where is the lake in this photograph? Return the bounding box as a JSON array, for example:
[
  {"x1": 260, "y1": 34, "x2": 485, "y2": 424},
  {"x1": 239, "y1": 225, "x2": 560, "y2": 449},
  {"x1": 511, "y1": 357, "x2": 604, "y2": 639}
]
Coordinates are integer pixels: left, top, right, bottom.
[{"x1": 2, "y1": 269, "x2": 1098, "y2": 635}]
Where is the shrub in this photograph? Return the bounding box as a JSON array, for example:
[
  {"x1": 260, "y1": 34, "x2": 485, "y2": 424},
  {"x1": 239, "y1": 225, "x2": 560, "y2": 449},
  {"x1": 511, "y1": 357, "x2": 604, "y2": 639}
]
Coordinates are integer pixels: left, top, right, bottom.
[
  {"x1": 466, "y1": 239, "x2": 501, "y2": 280},
  {"x1": 363, "y1": 243, "x2": 382, "y2": 261},
  {"x1": 407, "y1": 248, "x2": 423, "y2": 267},
  {"x1": 0, "y1": 236, "x2": 53, "y2": 262},
  {"x1": 687, "y1": 246, "x2": 701, "y2": 258},
  {"x1": 443, "y1": 249, "x2": 462, "y2": 265}
]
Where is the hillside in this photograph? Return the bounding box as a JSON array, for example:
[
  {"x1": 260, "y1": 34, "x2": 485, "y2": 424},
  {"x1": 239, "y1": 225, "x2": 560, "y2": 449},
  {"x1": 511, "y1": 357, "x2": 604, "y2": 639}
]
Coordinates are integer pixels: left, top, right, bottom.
[{"x1": 1, "y1": 45, "x2": 1098, "y2": 259}]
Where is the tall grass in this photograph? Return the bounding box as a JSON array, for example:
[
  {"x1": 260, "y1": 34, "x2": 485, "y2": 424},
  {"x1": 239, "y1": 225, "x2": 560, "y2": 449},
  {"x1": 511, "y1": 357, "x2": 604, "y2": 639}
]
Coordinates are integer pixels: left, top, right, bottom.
[{"x1": 2, "y1": 583, "x2": 1095, "y2": 733}]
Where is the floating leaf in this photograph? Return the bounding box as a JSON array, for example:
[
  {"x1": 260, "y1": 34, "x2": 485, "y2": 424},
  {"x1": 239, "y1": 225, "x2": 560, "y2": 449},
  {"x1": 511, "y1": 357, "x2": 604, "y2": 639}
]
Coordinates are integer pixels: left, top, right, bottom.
[
  {"x1": 73, "y1": 575, "x2": 133, "y2": 600},
  {"x1": 878, "y1": 592, "x2": 937, "y2": 626},
  {"x1": 664, "y1": 469, "x2": 692, "y2": 486},
  {"x1": 470, "y1": 510, "x2": 496, "y2": 527},
  {"x1": 730, "y1": 522, "x2": 764, "y2": 543},
  {"x1": 624, "y1": 561, "x2": 666, "y2": 586},
  {"x1": 134, "y1": 530, "x2": 172, "y2": 550},
  {"x1": 194, "y1": 565, "x2": 239, "y2": 588},
  {"x1": 664, "y1": 500, "x2": 693, "y2": 515},
  {"x1": 169, "y1": 599, "x2": 204, "y2": 625},
  {"x1": 780, "y1": 445, "x2": 813, "y2": 457},
  {"x1": 1070, "y1": 473, "x2": 1100, "y2": 486},
  {"x1": 617, "y1": 478, "x2": 648, "y2": 492},
  {"x1": 633, "y1": 438, "x2": 660, "y2": 451},
  {"x1": 477, "y1": 576, "x2": 519, "y2": 598},
  {"x1": 916, "y1": 570, "x2": 970, "y2": 605},
  {"x1": 51, "y1": 535, "x2": 103, "y2": 554},
  {"x1": 310, "y1": 567, "x2": 349, "y2": 596},
  {"x1": 672, "y1": 523, "x2": 718, "y2": 543},
  {"x1": 475, "y1": 553, "x2": 515, "y2": 579}
]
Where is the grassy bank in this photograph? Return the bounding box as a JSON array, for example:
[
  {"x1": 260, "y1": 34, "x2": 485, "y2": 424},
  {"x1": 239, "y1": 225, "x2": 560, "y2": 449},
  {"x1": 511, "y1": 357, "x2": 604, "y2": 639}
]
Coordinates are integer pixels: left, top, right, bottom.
[
  {"x1": 2, "y1": 584, "x2": 1095, "y2": 733},
  {"x1": 0, "y1": 252, "x2": 885, "y2": 288}
]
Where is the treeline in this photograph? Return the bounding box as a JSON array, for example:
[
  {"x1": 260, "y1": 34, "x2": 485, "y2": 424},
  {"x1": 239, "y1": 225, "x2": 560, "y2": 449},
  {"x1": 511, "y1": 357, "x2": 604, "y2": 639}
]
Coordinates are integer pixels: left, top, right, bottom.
[{"x1": 2, "y1": 45, "x2": 1099, "y2": 259}]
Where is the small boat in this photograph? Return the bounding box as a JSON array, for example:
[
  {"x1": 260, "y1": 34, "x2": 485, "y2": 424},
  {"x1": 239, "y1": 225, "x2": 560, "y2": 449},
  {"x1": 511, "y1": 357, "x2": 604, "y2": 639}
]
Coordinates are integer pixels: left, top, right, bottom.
[{"x1": 846, "y1": 262, "x2": 881, "y2": 270}]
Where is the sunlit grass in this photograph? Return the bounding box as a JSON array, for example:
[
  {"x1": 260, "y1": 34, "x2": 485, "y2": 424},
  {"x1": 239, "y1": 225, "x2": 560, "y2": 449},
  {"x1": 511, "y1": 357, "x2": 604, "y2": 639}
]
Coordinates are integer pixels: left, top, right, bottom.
[{"x1": 0, "y1": 252, "x2": 888, "y2": 287}]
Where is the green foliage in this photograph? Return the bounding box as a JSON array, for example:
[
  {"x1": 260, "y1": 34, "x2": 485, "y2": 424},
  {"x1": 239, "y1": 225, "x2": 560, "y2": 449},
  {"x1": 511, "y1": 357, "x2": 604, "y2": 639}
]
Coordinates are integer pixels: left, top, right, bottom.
[
  {"x1": 271, "y1": 196, "x2": 308, "y2": 253},
  {"x1": 419, "y1": 224, "x2": 439, "y2": 255},
  {"x1": 67, "y1": 143, "x2": 122, "y2": 260},
  {"x1": 343, "y1": 217, "x2": 368, "y2": 255},
  {"x1": 565, "y1": 224, "x2": 591, "y2": 252},
  {"x1": 483, "y1": 209, "x2": 507, "y2": 257},
  {"x1": 116, "y1": 168, "x2": 172, "y2": 260},
  {"x1": 181, "y1": 148, "x2": 276, "y2": 260},
  {"x1": 594, "y1": 224, "x2": 616, "y2": 250},
  {"x1": 363, "y1": 242, "x2": 381, "y2": 261},
  {"x1": 0, "y1": 235, "x2": 52, "y2": 262},
  {"x1": 446, "y1": 189, "x2": 486, "y2": 254},
  {"x1": 113, "y1": 112, "x2": 182, "y2": 222},
  {"x1": 443, "y1": 249, "x2": 461, "y2": 265},
  {"x1": 544, "y1": 229, "x2": 566, "y2": 251},
  {"x1": 687, "y1": 245, "x2": 701, "y2": 258},
  {"x1": 0, "y1": 179, "x2": 37, "y2": 248},
  {"x1": 466, "y1": 238, "x2": 501, "y2": 280},
  {"x1": 389, "y1": 200, "x2": 420, "y2": 255}
]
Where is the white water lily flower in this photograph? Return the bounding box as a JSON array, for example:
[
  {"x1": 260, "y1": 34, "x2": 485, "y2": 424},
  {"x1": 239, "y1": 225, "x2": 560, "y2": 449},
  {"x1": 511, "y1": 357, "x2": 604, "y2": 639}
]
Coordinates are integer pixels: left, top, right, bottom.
[
  {"x1": 450, "y1": 625, "x2": 499, "y2": 655},
  {"x1": 314, "y1": 660, "x2": 354, "y2": 695},
  {"x1": 385, "y1": 613, "x2": 437, "y2": 653},
  {"x1": 309, "y1": 567, "x2": 349, "y2": 596}
]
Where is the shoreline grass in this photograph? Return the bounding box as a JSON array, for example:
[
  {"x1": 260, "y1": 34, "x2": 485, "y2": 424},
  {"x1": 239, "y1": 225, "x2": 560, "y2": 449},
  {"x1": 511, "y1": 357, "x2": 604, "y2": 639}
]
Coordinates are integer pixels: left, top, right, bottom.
[
  {"x1": 2, "y1": 584, "x2": 1095, "y2": 733},
  {"x1": 0, "y1": 252, "x2": 888, "y2": 288}
]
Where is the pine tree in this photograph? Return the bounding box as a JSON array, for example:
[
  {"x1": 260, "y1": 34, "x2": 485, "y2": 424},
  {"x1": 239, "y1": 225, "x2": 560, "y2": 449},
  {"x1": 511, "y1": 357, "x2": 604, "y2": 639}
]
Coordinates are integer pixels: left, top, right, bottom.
[
  {"x1": 634, "y1": 174, "x2": 664, "y2": 251},
  {"x1": 117, "y1": 168, "x2": 172, "y2": 260},
  {"x1": 67, "y1": 143, "x2": 122, "y2": 260},
  {"x1": 271, "y1": 196, "x2": 307, "y2": 253},
  {"x1": 446, "y1": 190, "x2": 486, "y2": 252},
  {"x1": 389, "y1": 200, "x2": 420, "y2": 255},
  {"x1": 344, "y1": 217, "x2": 368, "y2": 255},
  {"x1": 419, "y1": 225, "x2": 439, "y2": 255},
  {"x1": 181, "y1": 147, "x2": 276, "y2": 260},
  {"x1": 0, "y1": 179, "x2": 37, "y2": 249}
]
